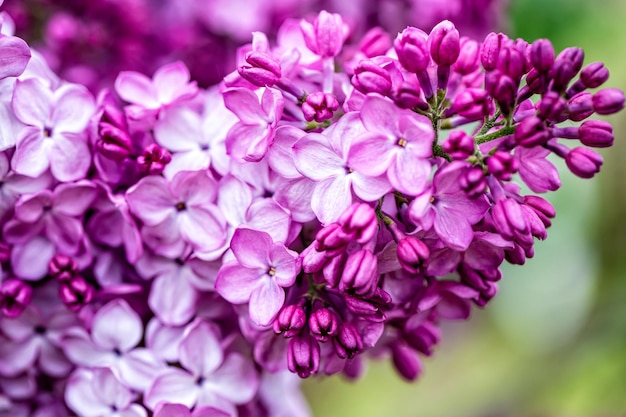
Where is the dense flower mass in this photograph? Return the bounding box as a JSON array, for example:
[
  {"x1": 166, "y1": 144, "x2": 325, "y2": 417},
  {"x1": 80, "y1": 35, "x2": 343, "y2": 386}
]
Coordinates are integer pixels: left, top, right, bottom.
[{"x1": 0, "y1": 3, "x2": 623, "y2": 417}]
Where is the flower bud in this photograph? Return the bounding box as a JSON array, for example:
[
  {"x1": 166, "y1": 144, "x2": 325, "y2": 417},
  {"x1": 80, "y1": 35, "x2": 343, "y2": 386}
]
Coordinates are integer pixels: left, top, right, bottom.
[
  {"x1": 238, "y1": 51, "x2": 282, "y2": 87},
  {"x1": 567, "y1": 92, "x2": 594, "y2": 121},
  {"x1": 0, "y1": 242, "x2": 9, "y2": 263},
  {"x1": 394, "y1": 27, "x2": 430, "y2": 73},
  {"x1": 333, "y1": 322, "x2": 363, "y2": 359},
  {"x1": 529, "y1": 39, "x2": 555, "y2": 73},
  {"x1": 343, "y1": 295, "x2": 384, "y2": 322},
  {"x1": 565, "y1": 147, "x2": 603, "y2": 179},
  {"x1": 497, "y1": 46, "x2": 525, "y2": 82},
  {"x1": 579, "y1": 120, "x2": 614, "y2": 148},
  {"x1": 315, "y1": 223, "x2": 348, "y2": 256},
  {"x1": 485, "y1": 71, "x2": 517, "y2": 115},
  {"x1": 429, "y1": 20, "x2": 460, "y2": 66},
  {"x1": 49, "y1": 254, "x2": 78, "y2": 282},
  {"x1": 97, "y1": 123, "x2": 133, "y2": 161},
  {"x1": 537, "y1": 91, "x2": 567, "y2": 121},
  {"x1": 392, "y1": 81, "x2": 427, "y2": 110},
  {"x1": 523, "y1": 195, "x2": 556, "y2": 228},
  {"x1": 302, "y1": 92, "x2": 339, "y2": 122},
  {"x1": 453, "y1": 37, "x2": 480, "y2": 75},
  {"x1": 301, "y1": 243, "x2": 328, "y2": 273},
  {"x1": 551, "y1": 47, "x2": 584, "y2": 92},
  {"x1": 514, "y1": 116, "x2": 552, "y2": 147},
  {"x1": 273, "y1": 304, "x2": 307, "y2": 338},
  {"x1": 352, "y1": 60, "x2": 392, "y2": 96},
  {"x1": 526, "y1": 68, "x2": 548, "y2": 94},
  {"x1": 358, "y1": 27, "x2": 392, "y2": 58},
  {"x1": 442, "y1": 130, "x2": 475, "y2": 160},
  {"x1": 592, "y1": 88, "x2": 625, "y2": 115},
  {"x1": 308, "y1": 308, "x2": 339, "y2": 342},
  {"x1": 396, "y1": 237, "x2": 430, "y2": 274},
  {"x1": 300, "y1": 11, "x2": 347, "y2": 58},
  {"x1": 0, "y1": 279, "x2": 32, "y2": 318},
  {"x1": 486, "y1": 151, "x2": 518, "y2": 181},
  {"x1": 403, "y1": 321, "x2": 440, "y2": 356},
  {"x1": 137, "y1": 144, "x2": 171, "y2": 175},
  {"x1": 339, "y1": 249, "x2": 379, "y2": 297},
  {"x1": 337, "y1": 203, "x2": 378, "y2": 245},
  {"x1": 452, "y1": 88, "x2": 492, "y2": 120},
  {"x1": 287, "y1": 335, "x2": 320, "y2": 378},
  {"x1": 459, "y1": 166, "x2": 487, "y2": 198},
  {"x1": 59, "y1": 276, "x2": 94, "y2": 311},
  {"x1": 480, "y1": 32, "x2": 509, "y2": 70},
  {"x1": 580, "y1": 62, "x2": 609, "y2": 88},
  {"x1": 491, "y1": 198, "x2": 530, "y2": 241},
  {"x1": 391, "y1": 343, "x2": 422, "y2": 381}
]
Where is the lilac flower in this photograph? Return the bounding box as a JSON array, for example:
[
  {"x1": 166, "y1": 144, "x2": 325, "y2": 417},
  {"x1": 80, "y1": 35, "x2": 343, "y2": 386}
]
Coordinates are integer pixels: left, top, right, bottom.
[
  {"x1": 11, "y1": 78, "x2": 95, "y2": 181},
  {"x1": 153, "y1": 403, "x2": 229, "y2": 417},
  {"x1": 215, "y1": 228, "x2": 300, "y2": 326},
  {"x1": 145, "y1": 321, "x2": 258, "y2": 415},
  {"x1": 349, "y1": 95, "x2": 434, "y2": 196}
]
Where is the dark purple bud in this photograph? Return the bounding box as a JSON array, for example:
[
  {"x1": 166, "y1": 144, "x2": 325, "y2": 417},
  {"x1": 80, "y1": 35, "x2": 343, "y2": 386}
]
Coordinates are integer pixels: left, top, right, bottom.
[
  {"x1": 301, "y1": 243, "x2": 328, "y2": 273},
  {"x1": 49, "y1": 254, "x2": 78, "y2": 282},
  {"x1": 339, "y1": 249, "x2": 379, "y2": 297},
  {"x1": 537, "y1": 91, "x2": 567, "y2": 121},
  {"x1": 491, "y1": 198, "x2": 530, "y2": 241},
  {"x1": 497, "y1": 46, "x2": 525, "y2": 82},
  {"x1": 343, "y1": 295, "x2": 384, "y2": 321},
  {"x1": 0, "y1": 279, "x2": 32, "y2": 318},
  {"x1": 101, "y1": 104, "x2": 127, "y2": 129},
  {"x1": 567, "y1": 92, "x2": 594, "y2": 121},
  {"x1": 322, "y1": 252, "x2": 346, "y2": 288},
  {"x1": 403, "y1": 321, "x2": 440, "y2": 356},
  {"x1": 579, "y1": 120, "x2": 614, "y2": 148},
  {"x1": 581, "y1": 62, "x2": 609, "y2": 88},
  {"x1": 59, "y1": 276, "x2": 94, "y2": 311},
  {"x1": 308, "y1": 308, "x2": 339, "y2": 342},
  {"x1": 550, "y1": 48, "x2": 584, "y2": 92},
  {"x1": 452, "y1": 88, "x2": 492, "y2": 121},
  {"x1": 453, "y1": 37, "x2": 480, "y2": 75},
  {"x1": 396, "y1": 237, "x2": 430, "y2": 275},
  {"x1": 352, "y1": 60, "x2": 392, "y2": 96},
  {"x1": 526, "y1": 68, "x2": 549, "y2": 94},
  {"x1": 523, "y1": 195, "x2": 556, "y2": 228},
  {"x1": 529, "y1": 39, "x2": 555, "y2": 73},
  {"x1": 487, "y1": 151, "x2": 518, "y2": 181},
  {"x1": 557, "y1": 47, "x2": 585, "y2": 75},
  {"x1": 287, "y1": 335, "x2": 320, "y2": 378},
  {"x1": 565, "y1": 147, "x2": 603, "y2": 179},
  {"x1": 137, "y1": 144, "x2": 171, "y2": 175},
  {"x1": 238, "y1": 51, "x2": 282, "y2": 87},
  {"x1": 485, "y1": 71, "x2": 517, "y2": 115},
  {"x1": 273, "y1": 304, "x2": 307, "y2": 337},
  {"x1": 505, "y1": 242, "x2": 528, "y2": 265},
  {"x1": 459, "y1": 266, "x2": 497, "y2": 292},
  {"x1": 0, "y1": 242, "x2": 11, "y2": 263},
  {"x1": 337, "y1": 203, "x2": 378, "y2": 245},
  {"x1": 394, "y1": 27, "x2": 430, "y2": 73},
  {"x1": 358, "y1": 27, "x2": 392, "y2": 58},
  {"x1": 97, "y1": 123, "x2": 133, "y2": 161},
  {"x1": 442, "y1": 130, "x2": 475, "y2": 160},
  {"x1": 391, "y1": 343, "x2": 422, "y2": 381},
  {"x1": 459, "y1": 166, "x2": 487, "y2": 198},
  {"x1": 333, "y1": 322, "x2": 363, "y2": 359},
  {"x1": 514, "y1": 116, "x2": 552, "y2": 147},
  {"x1": 480, "y1": 32, "x2": 509, "y2": 70},
  {"x1": 429, "y1": 20, "x2": 460, "y2": 66},
  {"x1": 592, "y1": 88, "x2": 625, "y2": 115},
  {"x1": 514, "y1": 38, "x2": 531, "y2": 73},
  {"x1": 302, "y1": 92, "x2": 339, "y2": 123},
  {"x1": 392, "y1": 81, "x2": 428, "y2": 110},
  {"x1": 315, "y1": 223, "x2": 349, "y2": 255},
  {"x1": 475, "y1": 281, "x2": 498, "y2": 307}
]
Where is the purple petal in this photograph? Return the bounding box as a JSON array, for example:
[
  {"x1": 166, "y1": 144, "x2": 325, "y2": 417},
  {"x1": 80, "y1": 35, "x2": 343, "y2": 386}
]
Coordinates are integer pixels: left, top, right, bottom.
[
  {"x1": 348, "y1": 132, "x2": 395, "y2": 176},
  {"x1": 223, "y1": 87, "x2": 267, "y2": 124},
  {"x1": 154, "y1": 404, "x2": 192, "y2": 417},
  {"x1": 126, "y1": 176, "x2": 175, "y2": 226},
  {"x1": 249, "y1": 278, "x2": 284, "y2": 326},
  {"x1": 268, "y1": 125, "x2": 306, "y2": 179},
  {"x1": 154, "y1": 61, "x2": 197, "y2": 104},
  {"x1": 293, "y1": 134, "x2": 346, "y2": 180},
  {"x1": 65, "y1": 369, "x2": 112, "y2": 416},
  {"x1": 12, "y1": 127, "x2": 50, "y2": 178},
  {"x1": 53, "y1": 181, "x2": 97, "y2": 216},
  {"x1": 388, "y1": 151, "x2": 431, "y2": 196},
  {"x1": 215, "y1": 261, "x2": 263, "y2": 304},
  {"x1": 359, "y1": 95, "x2": 400, "y2": 136},
  {"x1": 0, "y1": 35, "x2": 31, "y2": 79},
  {"x1": 51, "y1": 83, "x2": 95, "y2": 133},
  {"x1": 245, "y1": 199, "x2": 291, "y2": 244},
  {"x1": 154, "y1": 107, "x2": 202, "y2": 152},
  {"x1": 149, "y1": 268, "x2": 197, "y2": 326},
  {"x1": 145, "y1": 368, "x2": 198, "y2": 410},
  {"x1": 114, "y1": 71, "x2": 159, "y2": 109},
  {"x1": 180, "y1": 322, "x2": 224, "y2": 377},
  {"x1": 12, "y1": 78, "x2": 51, "y2": 127},
  {"x1": 49, "y1": 133, "x2": 91, "y2": 182},
  {"x1": 202, "y1": 353, "x2": 258, "y2": 404},
  {"x1": 311, "y1": 176, "x2": 352, "y2": 225},
  {"x1": 10, "y1": 237, "x2": 55, "y2": 280},
  {"x1": 230, "y1": 228, "x2": 272, "y2": 269},
  {"x1": 92, "y1": 299, "x2": 142, "y2": 352},
  {"x1": 179, "y1": 206, "x2": 227, "y2": 253}
]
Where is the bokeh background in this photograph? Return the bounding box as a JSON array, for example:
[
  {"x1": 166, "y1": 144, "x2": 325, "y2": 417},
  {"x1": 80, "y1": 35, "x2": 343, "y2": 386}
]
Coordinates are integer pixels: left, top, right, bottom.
[{"x1": 305, "y1": 1, "x2": 626, "y2": 415}]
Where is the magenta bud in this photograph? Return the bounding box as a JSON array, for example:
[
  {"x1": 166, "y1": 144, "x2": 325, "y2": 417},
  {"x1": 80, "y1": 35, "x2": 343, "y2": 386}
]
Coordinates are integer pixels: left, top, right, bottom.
[
  {"x1": 273, "y1": 304, "x2": 307, "y2": 338},
  {"x1": 392, "y1": 81, "x2": 427, "y2": 110},
  {"x1": 343, "y1": 295, "x2": 384, "y2": 321},
  {"x1": 352, "y1": 60, "x2": 392, "y2": 96},
  {"x1": 497, "y1": 46, "x2": 525, "y2": 82},
  {"x1": 566, "y1": 147, "x2": 602, "y2": 179},
  {"x1": 592, "y1": 88, "x2": 625, "y2": 115},
  {"x1": 491, "y1": 198, "x2": 529, "y2": 240},
  {"x1": 486, "y1": 151, "x2": 518, "y2": 181},
  {"x1": 0, "y1": 242, "x2": 11, "y2": 263},
  {"x1": 49, "y1": 254, "x2": 78, "y2": 281},
  {"x1": 101, "y1": 104, "x2": 127, "y2": 129},
  {"x1": 514, "y1": 116, "x2": 552, "y2": 147},
  {"x1": 505, "y1": 242, "x2": 528, "y2": 265},
  {"x1": 301, "y1": 243, "x2": 328, "y2": 273},
  {"x1": 322, "y1": 253, "x2": 346, "y2": 288},
  {"x1": 442, "y1": 130, "x2": 475, "y2": 160},
  {"x1": 396, "y1": 237, "x2": 430, "y2": 275},
  {"x1": 403, "y1": 322, "x2": 440, "y2": 356},
  {"x1": 315, "y1": 223, "x2": 349, "y2": 256},
  {"x1": 526, "y1": 68, "x2": 549, "y2": 94},
  {"x1": 339, "y1": 249, "x2": 379, "y2": 297},
  {"x1": 557, "y1": 47, "x2": 585, "y2": 74},
  {"x1": 394, "y1": 27, "x2": 430, "y2": 73},
  {"x1": 358, "y1": 27, "x2": 392, "y2": 58},
  {"x1": 59, "y1": 276, "x2": 94, "y2": 311},
  {"x1": 567, "y1": 92, "x2": 594, "y2": 121},
  {"x1": 523, "y1": 195, "x2": 556, "y2": 228},
  {"x1": 137, "y1": 144, "x2": 172, "y2": 175},
  {"x1": 537, "y1": 91, "x2": 567, "y2": 121},
  {"x1": 459, "y1": 166, "x2": 487, "y2": 198},
  {"x1": 287, "y1": 335, "x2": 320, "y2": 378},
  {"x1": 0, "y1": 279, "x2": 32, "y2": 318},
  {"x1": 308, "y1": 308, "x2": 339, "y2": 342},
  {"x1": 551, "y1": 48, "x2": 584, "y2": 92},
  {"x1": 238, "y1": 51, "x2": 282, "y2": 87},
  {"x1": 480, "y1": 32, "x2": 509, "y2": 70},
  {"x1": 529, "y1": 39, "x2": 555, "y2": 73},
  {"x1": 337, "y1": 203, "x2": 378, "y2": 245},
  {"x1": 429, "y1": 20, "x2": 460, "y2": 66},
  {"x1": 391, "y1": 343, "x2": 422, "y2": 381},
  {"x1": 579, "y1": 120, "x2": 614, "y2": 148},
  {"x1": 333, "y1": 322, "x2": 363, "y2": 359},
  {"x1": 453, "y1": 37, "x2": 480, "y2": 75},
  {"x1": 485, "y1": 71, "x2": 517, "y2": 115},
  {"x1": 97, "y1": 123, "x2": 133, "y2": 161},
  {"x1": 302, "y1": 91, "x2": 339, "y2": 123},
  {"x1": 581, "y1": 62, "x2": 609, "y2": 88},
  {"x1": 452, "y1": 88, "x2": 492, "y2": 121},
  {"x1": 300, "y1": 10, "x2": 346, "y2": 58}
]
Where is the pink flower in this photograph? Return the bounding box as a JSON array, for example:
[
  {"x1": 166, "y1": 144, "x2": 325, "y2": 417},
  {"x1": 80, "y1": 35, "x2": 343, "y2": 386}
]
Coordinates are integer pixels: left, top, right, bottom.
[{"x1": 215, "y1": 228, "x2": 300, "y2": 326}]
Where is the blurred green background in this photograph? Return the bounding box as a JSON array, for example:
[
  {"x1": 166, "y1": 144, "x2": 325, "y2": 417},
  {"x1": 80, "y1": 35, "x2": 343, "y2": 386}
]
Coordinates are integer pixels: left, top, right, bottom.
[{"x1": 304, "y1": 1, "x2": 626, "y2": 415}]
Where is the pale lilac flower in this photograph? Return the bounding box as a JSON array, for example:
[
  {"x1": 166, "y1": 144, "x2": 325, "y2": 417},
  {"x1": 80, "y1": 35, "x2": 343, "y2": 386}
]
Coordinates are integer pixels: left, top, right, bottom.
[
  {"x1": 145, "y1": 321, "x2": 258, "y2": 415},
  {"x1": 65, "y1": 368, "x2": 147, "y2": 417},
  {"x1": 153, "y1": 403, "x2": 229, "y2": 417},
  {"x1": 349, "y1": 95, "x2": 434, "y2": 196},
  {"x1": 514, "y1": 145, "x2": 561, "y2": 193},
  {"x1": 11, "y1": 78, "x2": 95, "y2": 181},
  {"x1": 215, "y1": 228, "x2": 300, "y2": 326}
]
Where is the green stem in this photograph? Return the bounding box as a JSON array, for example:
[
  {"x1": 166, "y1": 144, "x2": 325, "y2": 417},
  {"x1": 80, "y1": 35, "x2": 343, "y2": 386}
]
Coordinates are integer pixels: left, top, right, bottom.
[{"x1": 475, "y1": 125, "x2": 515, "y2": 145}]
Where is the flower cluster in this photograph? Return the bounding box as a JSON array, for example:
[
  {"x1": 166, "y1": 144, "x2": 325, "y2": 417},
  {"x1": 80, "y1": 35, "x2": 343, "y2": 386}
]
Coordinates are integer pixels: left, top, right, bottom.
[{"x1": 0, "y1": 6, "x2": 623, "y2": 417}]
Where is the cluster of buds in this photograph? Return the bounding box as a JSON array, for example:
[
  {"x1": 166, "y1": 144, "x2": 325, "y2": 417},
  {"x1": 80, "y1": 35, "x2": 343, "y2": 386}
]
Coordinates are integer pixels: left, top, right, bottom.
[{"x1": 0, "y1": 6, "x2": 621, "y2": 417}]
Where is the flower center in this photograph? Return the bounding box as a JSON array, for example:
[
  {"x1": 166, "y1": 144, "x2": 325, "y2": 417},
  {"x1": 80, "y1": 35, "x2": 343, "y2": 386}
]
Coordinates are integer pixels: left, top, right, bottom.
[
  {"x1": 43, "y1": 126, "x2": 53, "y2": 138},
  {"x1": 268, "y1": 267, "x2": 276, "y2": 276},
  {"x1": 175, "y1": 202, "x2": 186, "y2": 211},
  {"x1": 397, "y1": 137, "x2": 407, "y2": 147}
]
